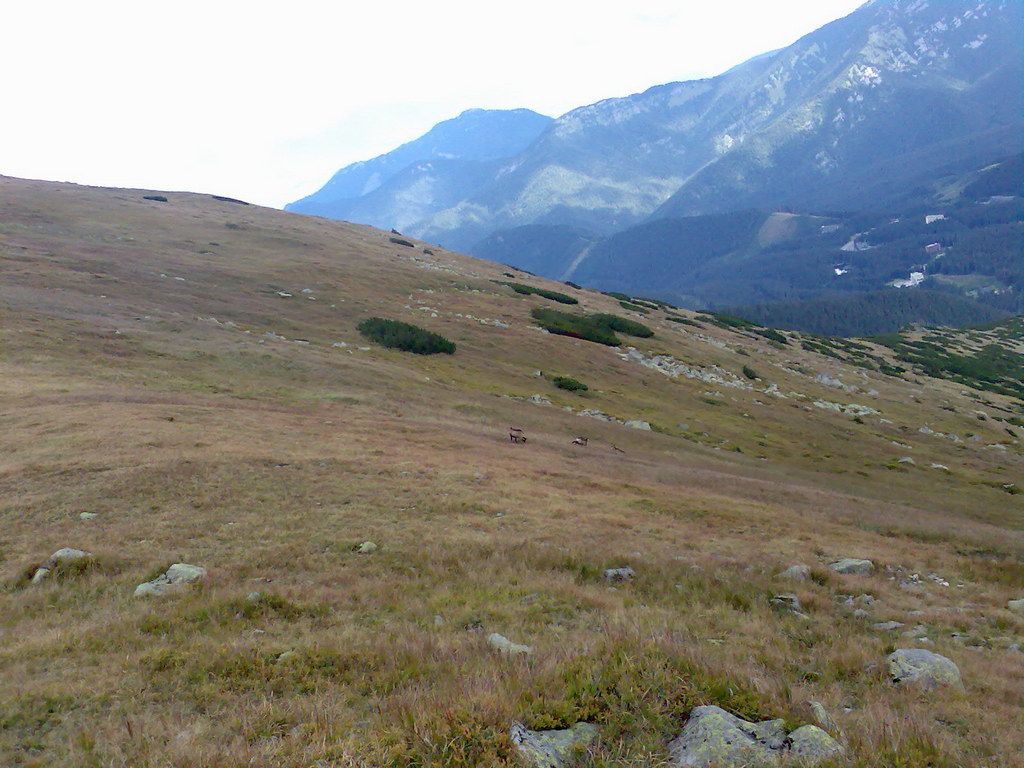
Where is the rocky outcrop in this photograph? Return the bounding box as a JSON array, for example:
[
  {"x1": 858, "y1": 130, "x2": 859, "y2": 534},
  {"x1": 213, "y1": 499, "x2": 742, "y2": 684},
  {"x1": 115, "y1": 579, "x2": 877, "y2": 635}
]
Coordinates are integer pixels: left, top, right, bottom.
[
  {"x1": 510, "y1": 720, "x2": 598, "y2": 768},
  {"x1": 668, "y1": 705, "x2": 842, "y2": 767}
]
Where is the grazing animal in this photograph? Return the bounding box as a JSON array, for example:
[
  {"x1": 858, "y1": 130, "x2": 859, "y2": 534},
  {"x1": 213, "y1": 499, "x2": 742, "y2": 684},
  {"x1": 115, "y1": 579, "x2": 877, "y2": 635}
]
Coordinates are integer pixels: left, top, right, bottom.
[
  {"x1": 509, "y1": 427, "x2": 527, "y2": 444},
  {"x1": 611, "y1": 443, "x2": 626, "y2": 454},
  {"x1": 572, "y1": 436, "x2": 589, "y2": 446}
]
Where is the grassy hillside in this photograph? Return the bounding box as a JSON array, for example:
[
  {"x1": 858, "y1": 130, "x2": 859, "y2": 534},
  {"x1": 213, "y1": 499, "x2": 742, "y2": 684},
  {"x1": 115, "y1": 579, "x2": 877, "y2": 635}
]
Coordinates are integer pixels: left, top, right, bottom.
[{"x1": 1, "y1": 177, "x2": 1022, "y2": 767}]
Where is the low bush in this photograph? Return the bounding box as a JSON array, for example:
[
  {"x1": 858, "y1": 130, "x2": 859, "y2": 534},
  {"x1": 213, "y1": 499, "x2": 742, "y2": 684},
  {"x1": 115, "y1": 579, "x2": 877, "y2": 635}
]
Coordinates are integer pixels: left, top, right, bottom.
[
  {"x1": 530, "y1": 308, "x2": 619, "y2": 346},
  {"x1": 531, "y1": 309, "x2": 655, "y2": 346},
  {"x1": 357, "y1": 318, "x2": 455, "y2": 355},
  {"x1": 742, "y1": 365, "x2": 759, "y2": 380},
  {"x1": 619, "y1": 300, "x2": 650, "y2": 314},
  {"x1": 552, "y1": 376, "x2": 588, "y2": 392},
  {"x1": 592, "y1": 313, "x2": 655, "y2": 338},
  {"x1": 389, "y1": 236, "x2": 415, "y2": 248},
  {"x1": 143, "y1": 195, "x2": 167, "y2": 202},
  {"x1": 497, "y1": 281, "x2": 578, "y2": 305}
]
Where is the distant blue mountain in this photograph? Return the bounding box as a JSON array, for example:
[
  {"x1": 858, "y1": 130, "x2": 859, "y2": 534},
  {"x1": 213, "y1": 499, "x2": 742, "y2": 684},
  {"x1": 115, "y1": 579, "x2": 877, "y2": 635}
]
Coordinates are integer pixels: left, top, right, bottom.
[{"x1": 285, "y1": 108, "x2": 551, "y2": 230}]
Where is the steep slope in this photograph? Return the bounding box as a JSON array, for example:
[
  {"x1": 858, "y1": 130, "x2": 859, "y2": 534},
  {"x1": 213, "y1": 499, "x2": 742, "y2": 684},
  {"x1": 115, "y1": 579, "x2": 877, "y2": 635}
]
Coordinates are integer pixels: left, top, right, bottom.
[
  {"x1": 286, "y1": 108, "x2": 551, "y2": 228},
  {"x1": 2, "y1": 176, "x2": 1023, "y2": 766},
  {"x1": 407, "y1": 0, "x2": 1021, "y2": 251}
]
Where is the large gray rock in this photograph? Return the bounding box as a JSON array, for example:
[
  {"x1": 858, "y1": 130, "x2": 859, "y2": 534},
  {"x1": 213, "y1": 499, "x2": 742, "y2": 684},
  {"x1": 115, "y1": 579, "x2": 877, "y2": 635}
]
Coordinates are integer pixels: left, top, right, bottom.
[
  {"x1": 829, "y1": 558, "x2": 874, "y2": 575},
  {"x1": 668, "y1": 706, "x2": 785, "y2": 766},
  {"x1": 134, "y1": 563, "x2": 207, "y2": 598},
  {"x1": 624, "y1": 419, "x2": 652, "y2": 431},
  {"x1": 887, "y1": 649, "x2": 962, "y2": 690},
  {"x1": 668, "y1": 706, "x2": 843, "y2": 767},
  {"x1": 788, "y1": 725, "x2": 844, "y2": 763},
  {"x1": 510, "y1": 720, "x2": 598, "y2": 768}
]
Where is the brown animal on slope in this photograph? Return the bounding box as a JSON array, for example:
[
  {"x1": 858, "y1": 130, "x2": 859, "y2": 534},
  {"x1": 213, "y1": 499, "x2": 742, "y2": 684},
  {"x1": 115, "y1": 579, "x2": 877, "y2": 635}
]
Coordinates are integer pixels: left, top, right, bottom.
[
  {"x1": 572, "y1": 437, "x2": 589, "y2": 446},
  {"x1": 509, "y1": 427, "x2": 527, "y2": 444}
]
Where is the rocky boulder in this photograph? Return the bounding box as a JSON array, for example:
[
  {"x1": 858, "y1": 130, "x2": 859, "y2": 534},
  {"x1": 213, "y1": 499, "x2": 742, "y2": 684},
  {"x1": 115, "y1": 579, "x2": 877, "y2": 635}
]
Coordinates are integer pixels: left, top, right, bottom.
[
  {"x1": 887, "y1": 648, "x2": 962, "y2": 690},
  {"x1": 1008, "y1": 598, "x2": 1024, "y2": 615},
  {"x1": 30, "y1": 548, "x2": 93, "y2": 584},
  {"x1": 134, "y1": 563, "x2": 207, "y2": 598},
  {"x1": 668, "y1": 705, "x2": 842, "y2": 767},
  {"x1": 510, "y1": 720, "x2": 598, "y2": 768}
]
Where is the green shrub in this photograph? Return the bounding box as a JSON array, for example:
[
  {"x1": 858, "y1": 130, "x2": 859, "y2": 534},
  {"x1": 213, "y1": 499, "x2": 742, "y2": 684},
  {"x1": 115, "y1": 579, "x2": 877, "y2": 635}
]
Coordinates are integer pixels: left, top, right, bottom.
[
  {"x1": 754, "y1": 327, "x2": 788, "y2": 345},
  {"x1": 357, "y1": 318, "x2": 455, "y2": 355},
  {"x1": 531, "y1": 308, "x2": 620, "y2": 346},
  {"x1": 497, "y1": 281, "x2": 578, "y2": 305},
  {"x1": 552, "y1": 376, "x2": 588, "y2": 392},
  {"x1": 389, "y1": 236, "x2": 415, "y2": 248},
  {"x1": 563, "y1": 281, "x2": 582, "y2": 289},
  {"x1": 592, "y1": 313, "x2": 654, "y2": 338},
  {"x1": 742, "y1": 365, "x2": 759, "y2": 380},
  {"x1": 143, "y1": 195, "x2": 168, "y2": 202},
  {"x1": 619, "y1": 300, "x2": 650, "y2": 314}
]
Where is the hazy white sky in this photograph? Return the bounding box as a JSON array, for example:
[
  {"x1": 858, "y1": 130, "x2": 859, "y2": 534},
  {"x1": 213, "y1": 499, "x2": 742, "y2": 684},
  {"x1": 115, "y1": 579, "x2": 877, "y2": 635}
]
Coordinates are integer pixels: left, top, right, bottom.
[{"x1": 1, "y1": 0, "x2": 865, "y2": 208}]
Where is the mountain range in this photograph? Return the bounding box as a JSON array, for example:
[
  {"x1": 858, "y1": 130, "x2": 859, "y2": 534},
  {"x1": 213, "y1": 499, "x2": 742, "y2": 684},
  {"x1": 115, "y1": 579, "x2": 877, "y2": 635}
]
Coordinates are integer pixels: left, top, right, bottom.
[{"x1": 288, "y1": 0, "x2": 1022, "y2": 332}]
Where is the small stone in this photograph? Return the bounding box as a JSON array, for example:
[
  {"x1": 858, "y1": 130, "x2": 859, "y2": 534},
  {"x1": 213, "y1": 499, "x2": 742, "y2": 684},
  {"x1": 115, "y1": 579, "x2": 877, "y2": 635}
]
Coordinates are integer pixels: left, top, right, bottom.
[
  {"x1": 778, "y1": 564, "x2": 810, "y2": 581},
  {"x1": 433, "y1": 614, "x2": 445, "y2": 628},
  {"x1": 871, "y1": 621, "x2": 905, "y2": 632},
  {"x1": 603, "y1": 567, "x2": 635, "y2": 583},
  {"x1": 510, "y1": 720, "x2": 598, "y2": 768},
  {"x1": 624, "y1": 419, "x2": 652, "y2": 430},
  {"x1": 829, "y1": 558, "x2": 874, "y2": 575},
  {"x1": 527, "y1": 394, "x2": 551, "y2": 405},
  {"x1": 246, "y1": 591, "x2": 262, "y2": 602},
  {"x1": 1008, "y1": 598, "x2": 1024, "y2": 614},
  {"x1": 79, "y1": 512, "x2": 98, "y2": 520},
  {"x1": 887, "y1": 648, "x2": 962, "y2": 690},
  {"x1": 770, "y1": 594, "x2": 802, "y2": 613},
  {"x1": 897, "y1": 456, "x2": 915, "y2": 466},
  {"x1": 276, "y1": 650, "x2": 297, "y2": 663},
  {"x1": 31, "y1": 567, "x2": 51, "y2": 584},
  {"x1": 488, "y1": 632, "x2": 532, "y2": 655},
  {"x1": 355, "y1": 541, "x2": 378, "y2": 554}
]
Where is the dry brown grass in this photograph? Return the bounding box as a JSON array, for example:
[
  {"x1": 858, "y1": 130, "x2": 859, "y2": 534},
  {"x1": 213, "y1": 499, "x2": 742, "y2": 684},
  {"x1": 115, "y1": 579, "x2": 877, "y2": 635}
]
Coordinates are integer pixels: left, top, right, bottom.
[{"x1": 1, "y1": 176, "x2": 1022, "y2": 766}]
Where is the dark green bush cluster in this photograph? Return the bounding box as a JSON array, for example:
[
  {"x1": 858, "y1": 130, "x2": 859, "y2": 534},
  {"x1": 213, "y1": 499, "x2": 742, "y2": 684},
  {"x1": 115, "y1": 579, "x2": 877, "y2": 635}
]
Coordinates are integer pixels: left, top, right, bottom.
[
  {"x1": 754, "y1": 327, "x2": 788, "y2": 344},
  {"x1": 356, "y1": 317, "x2": 455, "y2": 355},
  {"x1": 619, "y1": 300, "x2": 650, "y2": 314},
  {"x1": 389, "y1": 236, "x2": 415, "y2": 248},
  {"x1": 742, "y1": 365, "x2": 759, "y2": 380},
  {"x1": 497, "y1": 281, "x2": 578, "y2": 305},
  {"x1": 666, "y1": 315, "x2": 703, "y2": 328},
  {"x1": 552, "y1": 376, "x2": 588, "y2": 392},
  {"x1": 592, "y1": 313, "x2": 655, "y2": 338},
  {"x1": 530, "y1": 308, "x2": 654, "y2": 346},
  {"x1": 143, "y1": 195, "x2": 168, "y2": 202}
]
